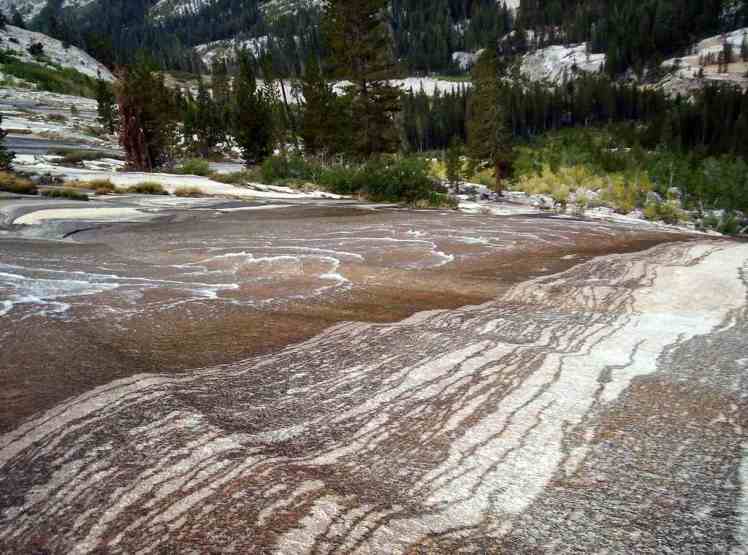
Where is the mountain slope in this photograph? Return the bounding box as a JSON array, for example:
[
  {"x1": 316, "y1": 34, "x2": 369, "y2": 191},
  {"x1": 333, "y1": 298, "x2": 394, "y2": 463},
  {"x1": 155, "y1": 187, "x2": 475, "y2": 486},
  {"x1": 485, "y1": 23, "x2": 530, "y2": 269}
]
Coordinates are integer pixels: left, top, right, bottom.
[{"x1": 0, "y1": 24, "x2": 113, "y2": 81}]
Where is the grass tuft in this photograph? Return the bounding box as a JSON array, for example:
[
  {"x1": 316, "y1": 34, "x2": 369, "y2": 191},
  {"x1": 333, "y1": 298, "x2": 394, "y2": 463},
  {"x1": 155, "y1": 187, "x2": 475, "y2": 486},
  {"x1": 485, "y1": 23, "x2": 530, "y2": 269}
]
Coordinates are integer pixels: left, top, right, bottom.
[
  {"x1": 174, "y1": 187, "x2": 206, "y2": 198},
  {"x1": 0, "y1": 172, "x2": 38, "y2": 195},
  {"x1": 41, "y1": 188, "x2": 89, "y2": 201},
  {"x1": 65, "y1": 179, "x2": 118, "y2": 195},
  {"x1": 52, "y1": 149, "x2": 110, "y2": 165},
  {"x1": 126, "y1": 182, "x2": 168, "y2": 195},
  {"x1": 209, "y1": 169, "x2": 261, "y2": 185}
]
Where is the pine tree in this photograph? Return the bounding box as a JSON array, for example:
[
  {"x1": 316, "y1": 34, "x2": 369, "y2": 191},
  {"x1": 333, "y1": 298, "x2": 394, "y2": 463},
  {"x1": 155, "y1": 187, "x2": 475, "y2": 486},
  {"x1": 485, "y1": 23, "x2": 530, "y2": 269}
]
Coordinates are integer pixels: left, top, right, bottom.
[
  {"x1": 259, "y1": 54, "x2": 289, "y2": 153},
  {"x1": 115, "y1": 61, "x2": 179, "y2": 171},
  {"x1": 192, "y1": 76, "x2": 222, "y2": 157},
  {"x1": 95, "y1": 79, "x2": 118, "y2": 135},
  {"x1": 233, "y1": 52, "x2": 275, "y2": 165},
  {"x1": 467, "y1": 49, "x2": 512, "y2": 194},
  {"x1": 323, "y1": 0, "x2": 401, "y2": 158},
  {"x1": 445, "y1": 136, "x2": 463, "y2": 193},
  {"x1": 0, "y1": 114, "x2": 15, "y2": 170},
  {"x1": 211, "y1": 59, "x2": 232, "y2": 135},
  {"x1": 300, "y1": 56, "x2": 347, "y2": 157}
]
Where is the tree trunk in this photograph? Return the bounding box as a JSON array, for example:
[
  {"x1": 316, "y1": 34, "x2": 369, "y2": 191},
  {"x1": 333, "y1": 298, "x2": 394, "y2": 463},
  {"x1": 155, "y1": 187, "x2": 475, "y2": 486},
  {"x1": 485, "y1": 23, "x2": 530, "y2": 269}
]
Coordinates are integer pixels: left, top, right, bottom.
[{"x1": 494, "y1": 158, "x2": 503, "y2": 197}]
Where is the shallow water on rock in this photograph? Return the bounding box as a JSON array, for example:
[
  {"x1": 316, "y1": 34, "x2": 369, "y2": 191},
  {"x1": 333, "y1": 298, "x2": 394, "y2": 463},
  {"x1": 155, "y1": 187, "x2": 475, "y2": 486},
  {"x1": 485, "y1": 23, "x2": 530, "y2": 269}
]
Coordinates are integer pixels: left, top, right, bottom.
[{"x1": 0, "y1": 205, "x2": 686, "y2": 432}]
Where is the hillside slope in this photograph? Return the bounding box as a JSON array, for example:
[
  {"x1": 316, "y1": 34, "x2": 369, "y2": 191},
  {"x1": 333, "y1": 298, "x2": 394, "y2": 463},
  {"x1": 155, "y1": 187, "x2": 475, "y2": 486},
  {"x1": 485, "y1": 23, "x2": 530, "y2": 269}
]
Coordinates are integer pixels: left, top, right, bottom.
[{"x1": 0, "y1": 24, "x2": 113, "y2": 81}]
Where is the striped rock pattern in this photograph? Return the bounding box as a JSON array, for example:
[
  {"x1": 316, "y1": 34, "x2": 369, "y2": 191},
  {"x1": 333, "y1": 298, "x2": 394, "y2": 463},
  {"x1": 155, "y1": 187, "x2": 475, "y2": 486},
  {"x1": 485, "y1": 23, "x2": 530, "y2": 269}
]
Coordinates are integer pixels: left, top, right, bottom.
[{"x1": 1, "y1": 240, "x2": 747, "y2": 553}]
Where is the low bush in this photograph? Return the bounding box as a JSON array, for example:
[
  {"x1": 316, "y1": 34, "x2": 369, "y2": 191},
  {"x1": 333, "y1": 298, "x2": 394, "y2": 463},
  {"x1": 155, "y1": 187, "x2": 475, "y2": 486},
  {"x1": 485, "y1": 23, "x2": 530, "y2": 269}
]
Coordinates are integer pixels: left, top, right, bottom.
[
  {"x1": 176, "y1": 158, "x2": 211, "y2": 176},
  {"x1": 0, "y1": 56, "x2": 98, "y2": 97},
  {"x1": 317, "y1": 165, "x2": 358, "y2": 194},
  {"x1": 262, "y1": 155, "x2": 321, "y2": 184},
  {"x1": 255, "y1": 155, "x2": 450, "y2": 206},
  {"x1": 0, "y1": 172, "x2": 37, "y2": 195},
  {"x1": 65, "y1": 179, "x2": 117, "y2": 195},
  {"x1": 513, "y1": 163, "x2": 652, "y2": 213},
  {"x1": 700, "y1": 210, "x2": 741, "y2": 235},
  {"x1": 209, "y1": 169, "x2": 262, "y2": 185},
  {"x1": 127, "y1": 182, "x2": 168, "y2": 195},
  {"x1": 41, "y1": 188, "x2": 89, "y2": 201},
  {"x1": 88, "y1": 179, "x2": 117, "y2": 194},
  {"x1": 643, "y1": 202, "x2": 685, "y2": 225},
  {"x1": 413, "y1": 192, "x2": 459, "y2": 209},
  {"x1": 52, "y1": 149, "x2": 109, "y2": 165},
  {"x1": 174, "y1": 187, "x2": 206, "y2": 197},
  {"x1": 600, "y1": 173, "x2": 652, "y2": 214}
]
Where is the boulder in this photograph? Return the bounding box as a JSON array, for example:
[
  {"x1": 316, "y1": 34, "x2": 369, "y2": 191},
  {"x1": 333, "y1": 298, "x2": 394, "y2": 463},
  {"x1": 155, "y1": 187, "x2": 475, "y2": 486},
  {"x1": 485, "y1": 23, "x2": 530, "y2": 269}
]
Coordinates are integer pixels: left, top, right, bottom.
[{"x1": 646, "y1": 191, "x2": 664, "y2": 205}]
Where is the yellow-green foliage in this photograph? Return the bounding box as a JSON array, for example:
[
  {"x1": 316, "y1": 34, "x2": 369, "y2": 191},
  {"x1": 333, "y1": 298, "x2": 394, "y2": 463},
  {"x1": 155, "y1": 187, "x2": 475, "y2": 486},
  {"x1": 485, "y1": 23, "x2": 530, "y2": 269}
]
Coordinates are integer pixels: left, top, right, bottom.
[
  {"x1": 473, "y1": 167, "x2": 495, "y2": 188},
  {"x1": 429, "y1": 159, "x2": 447, "y2": 181},
  {"x1": 599, "y1": 172, "x2": 652, "y2": 214},
  {"x1": 514, "y1": 164, "x2": 653, "y2": 213},
  {"x1": 643, "y1": 201, "x2": 686, "y2": 224},
  {"x1": 514, "y1": 165, "x2": 599, "y2": 196},
  {"x1": 514, "y1": 165, "x2": 596, "y2": 204},
  {"x1": 0, "y1": 172, "x2": 37, "y2": 195}
]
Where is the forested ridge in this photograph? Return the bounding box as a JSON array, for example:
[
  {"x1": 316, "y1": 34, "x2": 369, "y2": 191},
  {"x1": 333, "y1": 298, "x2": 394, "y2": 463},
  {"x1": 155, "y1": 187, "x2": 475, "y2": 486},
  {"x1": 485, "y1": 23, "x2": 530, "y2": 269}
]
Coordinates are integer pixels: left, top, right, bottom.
[{"x1": 22, "y1": 0, "x2": 747, "y2": 74}]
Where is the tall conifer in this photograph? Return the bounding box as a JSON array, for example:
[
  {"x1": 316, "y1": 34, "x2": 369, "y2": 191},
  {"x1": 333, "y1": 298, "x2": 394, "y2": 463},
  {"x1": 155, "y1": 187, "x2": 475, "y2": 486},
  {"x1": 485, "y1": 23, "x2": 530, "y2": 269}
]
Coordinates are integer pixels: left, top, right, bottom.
[{"x1": 323, "y1": 0, "x2": 401, "y2": 158}]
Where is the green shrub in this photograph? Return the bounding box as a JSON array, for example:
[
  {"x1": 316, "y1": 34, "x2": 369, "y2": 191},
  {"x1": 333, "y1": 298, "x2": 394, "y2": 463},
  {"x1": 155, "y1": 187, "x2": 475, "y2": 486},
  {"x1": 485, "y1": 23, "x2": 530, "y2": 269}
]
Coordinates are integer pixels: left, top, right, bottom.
[
  {"x1": 702, "y1": 211, "x2": 741, "y2": 235},
  {"x1": 317, "y1": 165, "x2": 359, "y2": 194},
  {"x1": 176, "y1": 158, "x2": 211, "y2": 176},
  {"x1": 413, "y1": 192, "x2": 459, "y2": 209},
  {"x1": 0, "y1": 57, "x2": 98, "y2": 97},
  {"x1": 0, "y1": 172, "x2": 37, "y2": 195},
  {"x1": 718, "y1": 212, "x2": 741, "y2": 235},
  {"x1": 643, "y1": 202, "x2": 684, "y2": 225},
  {"x1": 41, "y1": 188, "x2": 89, "y2": 201},
  {"x1": 210, "y1": 169, "x2": 261, "y2": 185},
  {"x1": 261, "y1": 155, "x2": 321, "y2": 184},
  {"x1": 241, "y1": 155, "x2": 445, "y2": 206},
  {"x1": 365, "y1": 158, "x2": 435, "y2": 203},
  {"x1": 127, "y1": 182, "x2": 168, "y2": 195}
]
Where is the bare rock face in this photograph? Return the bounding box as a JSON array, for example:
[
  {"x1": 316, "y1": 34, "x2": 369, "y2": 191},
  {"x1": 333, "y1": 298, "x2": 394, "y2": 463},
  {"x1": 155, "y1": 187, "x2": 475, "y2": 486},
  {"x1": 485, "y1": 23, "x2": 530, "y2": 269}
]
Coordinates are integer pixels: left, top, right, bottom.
[
  {"x1": 659, "y1": 27, "x2": 748, "y2": 96},
  {"x1": 0, "y1": 24, "x2": 113, "y2": 81},
  {"x1": 520, "y1": 43, "x2": 606, "y2": 85},
  {"x1": 1, "y1": 240, "x2": 747, "y2": 553}
]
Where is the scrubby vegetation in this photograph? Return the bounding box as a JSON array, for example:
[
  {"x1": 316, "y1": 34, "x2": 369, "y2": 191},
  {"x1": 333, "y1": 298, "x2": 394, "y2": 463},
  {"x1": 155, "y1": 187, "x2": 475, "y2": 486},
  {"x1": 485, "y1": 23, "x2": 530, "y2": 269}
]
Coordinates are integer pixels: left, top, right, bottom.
[
  {"x1": 126, "y1": 182, "x2": 168, "y2": 195},
  {"x1": 0, "y1": 172, "x2": 37, "y2": 195},
  {"x1": 210, "y1": 169, "x2": 262, "y2": 185},
  {"x1": 175, "y1": 158, "x2": 211, "y2": 176},
  {"x1": 51, "y1": 149, "x2": 111, "y2": 166},
  {"x1": 174, "y1": 186, "x2": 206, "y2": 197},
  {"x1": 261, "y1": 155, "x2": 456, "y2": 208},
  {"x1": 0, "y1": 51, "x2": 99, "y2": 98},
  {"x1": 65, "y1": 179, "x2": 118, "y2": 195},
  {"x1": 41, "y1": 188, "x2": 89, "y2": 201},
  {"x1": 509, "y1": 127, "x2": 748, "y2": 225}
]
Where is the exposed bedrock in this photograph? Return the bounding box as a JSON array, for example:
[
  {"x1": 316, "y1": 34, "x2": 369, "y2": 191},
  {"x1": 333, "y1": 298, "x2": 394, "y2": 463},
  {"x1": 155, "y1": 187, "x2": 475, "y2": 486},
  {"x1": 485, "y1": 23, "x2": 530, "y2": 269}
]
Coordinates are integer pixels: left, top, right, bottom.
[{"x1": 1, "y1": 240, "x2": 747, "y2": 553}]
